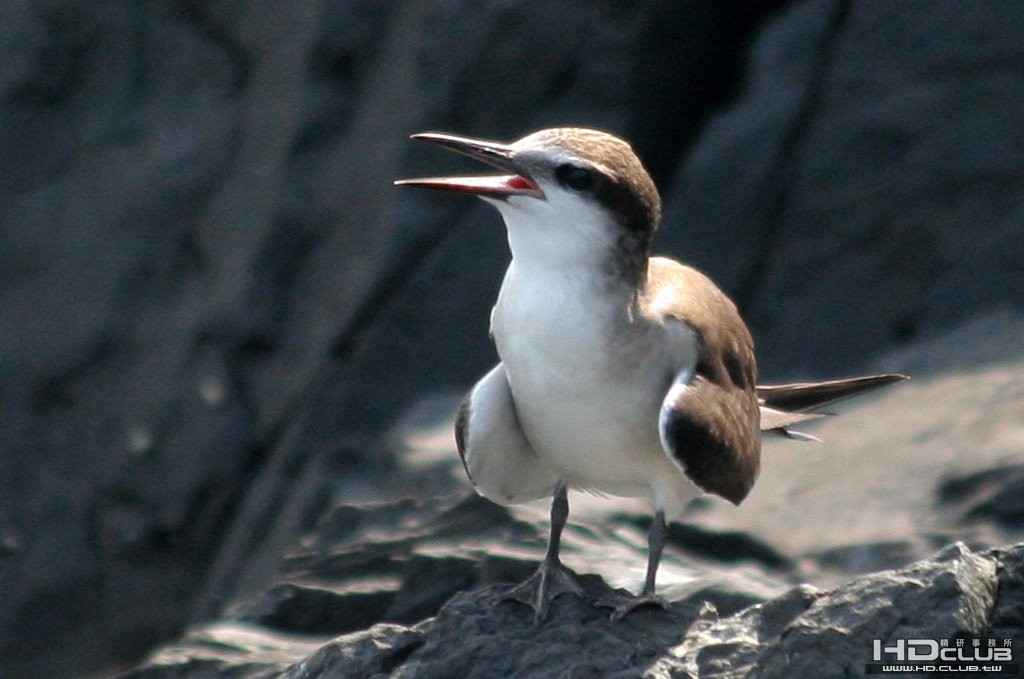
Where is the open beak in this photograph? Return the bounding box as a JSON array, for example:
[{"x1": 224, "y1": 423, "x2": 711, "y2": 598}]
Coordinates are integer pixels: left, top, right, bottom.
[{"x1": 394, "y1": 132, "x2": 544, "y2": 199}]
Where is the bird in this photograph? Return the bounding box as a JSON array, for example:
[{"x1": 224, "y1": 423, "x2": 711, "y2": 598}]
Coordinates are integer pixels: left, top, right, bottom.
[{"x1": 395, "y1": 127, "x2": 907, "y2": 621}]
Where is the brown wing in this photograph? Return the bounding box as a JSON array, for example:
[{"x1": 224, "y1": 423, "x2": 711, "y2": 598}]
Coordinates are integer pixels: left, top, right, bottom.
[{"x1": 646, "y1": 258, "x2": 761, "y2": 505}]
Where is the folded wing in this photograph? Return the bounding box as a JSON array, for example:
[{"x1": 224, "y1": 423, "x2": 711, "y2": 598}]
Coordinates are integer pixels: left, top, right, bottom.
[{"x1": 455, "y1": 363, "x2": 560, "y2": 504}]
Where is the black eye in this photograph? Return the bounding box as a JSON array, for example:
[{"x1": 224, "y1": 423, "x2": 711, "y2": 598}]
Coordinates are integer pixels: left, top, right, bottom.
[{"x1": 555, "y1": 164, "x2": 595, "y2": 192}]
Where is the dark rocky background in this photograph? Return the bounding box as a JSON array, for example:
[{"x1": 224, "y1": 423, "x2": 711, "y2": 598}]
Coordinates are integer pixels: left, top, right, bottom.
[{"x1": 1, "y1": 1, "x2": 1023, "y2": 676}]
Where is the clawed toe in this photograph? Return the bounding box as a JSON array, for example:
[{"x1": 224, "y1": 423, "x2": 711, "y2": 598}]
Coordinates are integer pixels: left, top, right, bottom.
[
  {"x1": 596, "y1": 590, "x2": 671, "y2": 621},
  {"x1": 500, "y1": 561, "x2": 586, "y2": 622}
]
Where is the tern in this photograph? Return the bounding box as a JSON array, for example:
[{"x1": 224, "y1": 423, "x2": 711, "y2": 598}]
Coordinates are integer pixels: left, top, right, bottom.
[{"x1": 396, "y1": 127, "x2": 906, "y2": 620}]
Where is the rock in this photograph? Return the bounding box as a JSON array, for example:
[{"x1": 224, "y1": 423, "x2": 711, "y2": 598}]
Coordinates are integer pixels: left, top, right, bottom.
[
  {"x1": 116, "y1": 493, "x2": 793, "y2": 677},
  {"x1": 938, "y1": 465, "x2": 1024, "y2": 527},
  {"x1": 662, "y1": 1, "x2": 1024, "y2": 377},
  {"x1": 120, "y1": 492, "x2": 1023, "y2": 678}
]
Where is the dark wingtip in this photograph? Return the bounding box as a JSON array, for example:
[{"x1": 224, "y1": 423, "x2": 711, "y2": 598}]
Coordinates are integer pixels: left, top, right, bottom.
[
  {"x1": 453, "y1": 396, "x2": 476, "y2": 485},
  {"x1": 757, "y1": 373, "x2": 910, "y2": 412}
]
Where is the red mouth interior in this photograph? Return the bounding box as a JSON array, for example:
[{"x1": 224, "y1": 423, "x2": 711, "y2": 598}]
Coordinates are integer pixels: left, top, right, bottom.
[
  {"x1": 506, "y1": 175, "x2": 535, "y2": 191},
  {"x1": 395, "y1": 173, "x2": 541, "y2": 197}
]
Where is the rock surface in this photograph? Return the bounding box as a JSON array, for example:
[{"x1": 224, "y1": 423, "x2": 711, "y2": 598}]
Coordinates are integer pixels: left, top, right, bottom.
[
  {"x1": 121, "y1": 491, "x2": 1023, "y2": 678},
  {"x1": 2, "y1": 0, "x2": 1024, "y2": 675}
]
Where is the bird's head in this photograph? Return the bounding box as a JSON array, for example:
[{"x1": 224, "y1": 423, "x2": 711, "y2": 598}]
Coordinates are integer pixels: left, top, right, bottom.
[{"x1": 396, "y1": 128, "x2": 661, "y2": 283}]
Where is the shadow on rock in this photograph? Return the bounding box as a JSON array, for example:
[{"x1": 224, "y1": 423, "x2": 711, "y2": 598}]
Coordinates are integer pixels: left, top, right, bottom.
[{"x1": 120, "y1": 495, "x2": 1024, "y2": 678}]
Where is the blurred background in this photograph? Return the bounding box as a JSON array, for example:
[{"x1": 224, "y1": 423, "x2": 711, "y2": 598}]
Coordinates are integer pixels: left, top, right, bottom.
[{"x1": 2, "y1": 0, "x2": 1023, "y2": 675}]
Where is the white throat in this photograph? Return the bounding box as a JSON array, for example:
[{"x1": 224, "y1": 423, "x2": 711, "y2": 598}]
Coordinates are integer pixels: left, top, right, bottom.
[
  {"x1": 486, "y1": 190, "x2": 640, "y2": 386},
  {"x1": 486, "y1": 191, "x2": 618, "y2": 272}
]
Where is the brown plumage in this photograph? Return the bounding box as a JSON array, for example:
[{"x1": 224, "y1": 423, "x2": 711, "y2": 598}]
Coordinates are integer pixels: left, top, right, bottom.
[{"x1": 637, "y1": 259, "x2": 760, "y2": 505}]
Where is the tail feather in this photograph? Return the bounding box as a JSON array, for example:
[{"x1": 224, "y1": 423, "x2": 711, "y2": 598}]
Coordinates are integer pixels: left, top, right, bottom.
[
  {"x1": 757, "y1": 373, "x2": 909, "y2": 413},
  {"x1": 757, "y1": 373, "x2": 908, "y2": 438}
]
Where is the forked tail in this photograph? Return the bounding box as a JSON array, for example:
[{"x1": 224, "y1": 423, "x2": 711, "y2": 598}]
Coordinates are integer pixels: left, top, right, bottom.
[{"x1": 757, "y1": 373, "x2": 909, "y2": 441}]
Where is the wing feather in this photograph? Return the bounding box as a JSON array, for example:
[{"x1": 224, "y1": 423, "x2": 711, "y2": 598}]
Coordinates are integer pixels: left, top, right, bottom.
[
  {"x1": 646, "y1": 258, "x2": 761, "y2": 505},
  {"x1": 456, "y1": 363, "x2": 559, "y2": 504}
]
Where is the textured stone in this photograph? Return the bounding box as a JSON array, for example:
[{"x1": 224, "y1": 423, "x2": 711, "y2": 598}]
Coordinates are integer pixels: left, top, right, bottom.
[
  {"x1": 121, "y1": 491, "x2": 1022, "y2": 678},
  {"x1": 663, "y1": 0, "x2": 1024, "y2": 376}
]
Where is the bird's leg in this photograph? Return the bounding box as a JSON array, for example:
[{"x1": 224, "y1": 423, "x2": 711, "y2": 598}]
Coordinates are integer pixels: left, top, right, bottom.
[
  {"x1": 598, "y1": 509, "x2": 671, "y2": 620},
  {"x1": 639, "y1": 508, "x2": 667, "y2": 595},
  {"x1": 501, "y1": 483, "x2": 585, "y2": 621}
]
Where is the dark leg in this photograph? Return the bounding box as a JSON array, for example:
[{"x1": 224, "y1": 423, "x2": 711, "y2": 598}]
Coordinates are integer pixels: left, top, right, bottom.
[
  {"x1": 502, "y1": 484, "x2": 585, "y2": 621},
  {"x1": 640, "y1": 508, "x2": 667, "y2": 596},
  {"x1": 598, "y1": 509, "x2": 671, "y2": 620}
]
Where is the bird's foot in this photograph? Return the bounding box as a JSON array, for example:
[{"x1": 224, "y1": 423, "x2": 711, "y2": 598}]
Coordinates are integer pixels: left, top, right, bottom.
[
  {"x1": 500, "y1": 560, "x2": 586, "y2": 622},
  {"x1": 596, "y1": 589, "x2": 671, "y2": 621}
]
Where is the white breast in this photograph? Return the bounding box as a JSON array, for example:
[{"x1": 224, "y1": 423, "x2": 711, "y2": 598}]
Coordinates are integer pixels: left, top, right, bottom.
[{"x1": 491, "y1": 260, "x2": 694, "y2": 502}]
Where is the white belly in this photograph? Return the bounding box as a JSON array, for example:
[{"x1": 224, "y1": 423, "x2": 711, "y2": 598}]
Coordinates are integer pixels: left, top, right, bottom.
[{"x1": 491, "y1": 263, "x2": 692, "y2": 501}]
